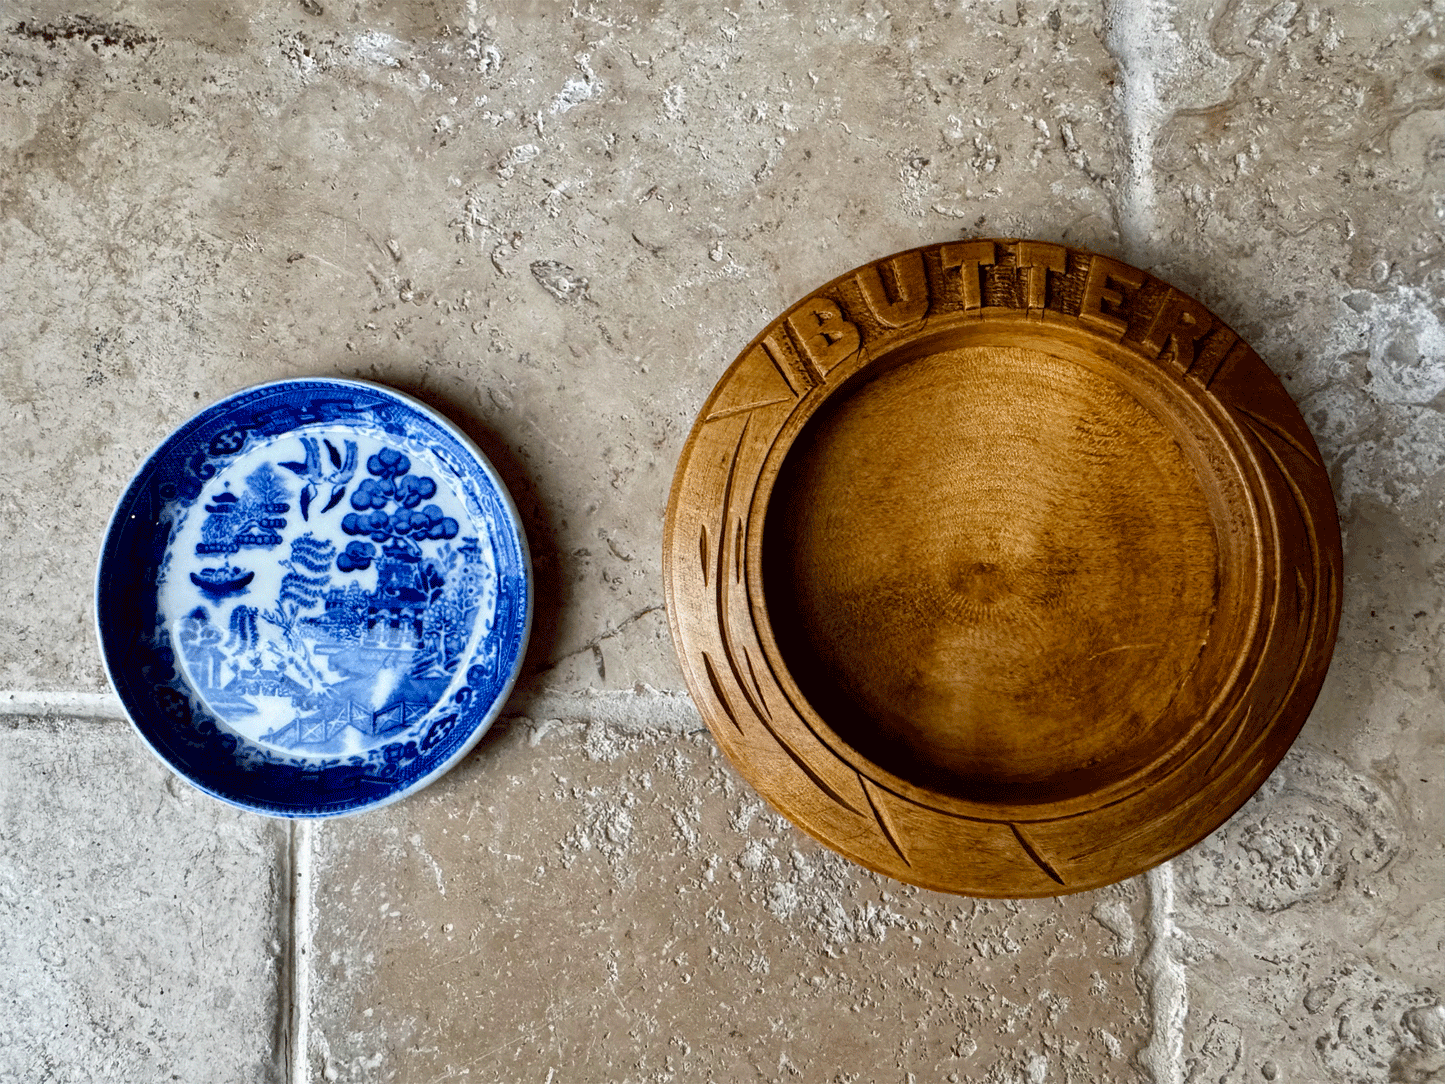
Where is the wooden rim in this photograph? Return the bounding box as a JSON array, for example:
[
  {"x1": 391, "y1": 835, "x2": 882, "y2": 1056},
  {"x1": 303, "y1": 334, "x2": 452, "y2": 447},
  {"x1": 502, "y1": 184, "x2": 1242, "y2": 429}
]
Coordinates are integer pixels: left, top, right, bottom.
[{"x1": 663, "y1": 240, "x2": 1342, "y2": 896}]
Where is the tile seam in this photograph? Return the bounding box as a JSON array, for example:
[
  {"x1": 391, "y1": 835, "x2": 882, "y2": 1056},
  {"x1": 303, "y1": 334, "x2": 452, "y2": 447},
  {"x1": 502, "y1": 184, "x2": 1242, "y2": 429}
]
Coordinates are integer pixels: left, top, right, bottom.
[
  {"x1": 1141, "y1": 862, "x2": 1188, "y2": 1084},
  {"x1": 1104, "y1": 2, "x2": 1191, "y2": 1078},
  {"x1": 0, "y1": 688, "x2": 707, "y2": 725},
  {"x1": 1102, "y1": 0, "x2": 1171, "y2": 259},
  {"x1": 286, "y1": 819, "x2": 314, "y2": 1084},
  {"x1": 0, "y1": 690, "x2": 127, "y2": 719}
]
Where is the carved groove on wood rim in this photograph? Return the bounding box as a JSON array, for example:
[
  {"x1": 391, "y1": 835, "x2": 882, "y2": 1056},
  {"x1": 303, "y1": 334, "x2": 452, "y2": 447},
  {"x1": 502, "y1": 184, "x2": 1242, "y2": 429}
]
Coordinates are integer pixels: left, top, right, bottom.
[
  {"x1": 1205, "y1": 704, "x2": 1253, "y2": 780},
  {"x1": 701, "y1": 651, "x2": 743, "y2": 733},
  {"x1": 1011, "y1": 823, "x2": 1066, "y2": 886},
  {"x1": 860, "y1": 778, "x2": 912, "y2": 867},
  {"x1": 741, "y1": 645, "x2": 772, "y2": 723},
  {"x1": 1238, "y1": 405, "x2": 1324, "y2": 469}
]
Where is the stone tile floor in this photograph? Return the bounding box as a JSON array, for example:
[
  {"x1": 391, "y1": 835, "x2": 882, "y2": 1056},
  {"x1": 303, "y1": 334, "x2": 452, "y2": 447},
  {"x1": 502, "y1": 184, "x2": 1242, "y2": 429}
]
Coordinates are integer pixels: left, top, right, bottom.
[{"x1": 1, "y1": 1, "x2": 1441, "y2": 1081}]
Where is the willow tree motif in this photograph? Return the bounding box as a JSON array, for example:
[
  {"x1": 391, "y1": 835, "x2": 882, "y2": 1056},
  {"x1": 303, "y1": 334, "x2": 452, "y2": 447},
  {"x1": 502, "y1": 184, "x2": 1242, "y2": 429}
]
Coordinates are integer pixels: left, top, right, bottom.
[
  {"x1": 260, "y1": 532, "x2": 336, "y2": 688},
  {"x1": 229, "y1": 605, "x2": 260, "y2": 657}
]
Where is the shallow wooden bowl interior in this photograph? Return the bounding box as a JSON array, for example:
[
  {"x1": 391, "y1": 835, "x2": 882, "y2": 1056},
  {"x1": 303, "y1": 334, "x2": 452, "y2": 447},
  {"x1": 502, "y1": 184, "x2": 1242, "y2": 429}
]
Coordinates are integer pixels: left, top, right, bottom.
[{"x1": 764, "y1": 335, "x2": 1227, "y2": 807}]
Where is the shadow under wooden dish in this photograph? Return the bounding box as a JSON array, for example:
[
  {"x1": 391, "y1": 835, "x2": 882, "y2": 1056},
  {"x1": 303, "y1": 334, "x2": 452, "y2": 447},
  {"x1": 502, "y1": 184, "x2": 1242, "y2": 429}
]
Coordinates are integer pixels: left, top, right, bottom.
[{"x1": 663, "y1": 240, "x2": 1342, "y2": 897}]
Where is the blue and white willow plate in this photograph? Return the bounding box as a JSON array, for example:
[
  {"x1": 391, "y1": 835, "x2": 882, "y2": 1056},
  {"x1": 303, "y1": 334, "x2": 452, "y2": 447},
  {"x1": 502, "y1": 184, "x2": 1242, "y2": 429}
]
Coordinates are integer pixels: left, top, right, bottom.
[{"x1": 97, "y1": 379, "x2": 532, "y2": 816}]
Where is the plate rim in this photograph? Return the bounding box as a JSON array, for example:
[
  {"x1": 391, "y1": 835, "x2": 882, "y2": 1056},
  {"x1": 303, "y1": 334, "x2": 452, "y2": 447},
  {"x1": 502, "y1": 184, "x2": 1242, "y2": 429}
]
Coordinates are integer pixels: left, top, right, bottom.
[{"x1": 95, "y1": 376, "x2": 534, "y2": 818}]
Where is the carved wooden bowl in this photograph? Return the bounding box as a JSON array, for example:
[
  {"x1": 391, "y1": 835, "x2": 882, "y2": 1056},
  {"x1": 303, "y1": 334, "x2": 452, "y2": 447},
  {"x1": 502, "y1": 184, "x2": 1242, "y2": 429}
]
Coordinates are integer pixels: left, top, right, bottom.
[{"x1": 663, "y1": 241, "x2": 1342, "y2": 897}]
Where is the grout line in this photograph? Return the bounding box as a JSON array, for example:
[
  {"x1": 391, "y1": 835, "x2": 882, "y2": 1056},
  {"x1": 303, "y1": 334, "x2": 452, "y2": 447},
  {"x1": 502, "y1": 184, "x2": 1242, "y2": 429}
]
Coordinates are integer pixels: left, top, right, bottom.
[
  {"x1": 1103, "y1": 0, "x2": 1191, "y2": 1075},
  {"x1": 275, "y1": 825, "x2": 296, "y2": 1084},
  {"x1": 1141, "y1": 863, "x2": 1188, "y2": 1084},
  {"x1": 1102, "y1": 0, "x2": 1173, "y2": 260},
  {"x1": 0, "y1": 686, "x2": 707, "y2": 729},
  {"x1": 0, "y1": 690, "x2": 126, "y2": 719},
  {"x1": 287, "y1": 819, "x2": 314, "y2": 1084}
]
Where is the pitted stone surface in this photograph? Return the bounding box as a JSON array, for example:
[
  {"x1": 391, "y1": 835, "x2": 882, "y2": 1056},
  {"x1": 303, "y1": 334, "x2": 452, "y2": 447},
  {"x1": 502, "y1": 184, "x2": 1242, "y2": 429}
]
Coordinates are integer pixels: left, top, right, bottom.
[
  {"x1": 1171, "y1": 745, "x2": 1443, "y2": 1083},
  {"x1": 309, "y1": 718, "x2": 1152, "y2": 1083},
  {"x1": 0, "y1": 721, "x2": 287, "y2": 1084}
]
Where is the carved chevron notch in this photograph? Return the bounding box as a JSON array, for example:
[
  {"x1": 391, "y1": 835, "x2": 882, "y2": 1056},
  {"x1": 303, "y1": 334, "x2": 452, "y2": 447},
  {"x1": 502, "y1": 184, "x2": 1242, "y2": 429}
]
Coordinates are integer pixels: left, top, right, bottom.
[
  {"x1": 701, "y1": 651, "x2": 743, "y2": 733},
  {"x1": 1200, "y1": 337, "x2": 1249, "y2": 389},
  {"x1": 1241, "y1": 413, "x2": 1319, "y2": 554},
  {"x1": 706, "y1": 397, "x2": 793, "y2": 421},
  {"x1": 1067, "y1": 813, "x2": 1161, "y2": 864},
  {"x1": 1238, "y1": 405, "x2": 1324, "y2": 469},
  {"x1": 860, "y1": 777, "x2": 911, "y2": 867},
  {"x1": 1010, "y1": 823, "x2": 1066, "y2": 886},
  {"x1": 705, "y1": 338, "x2": 799, "y2": 421},
  {"x1": 769, "y1": 731, "x2": 865, "y2": 817}
]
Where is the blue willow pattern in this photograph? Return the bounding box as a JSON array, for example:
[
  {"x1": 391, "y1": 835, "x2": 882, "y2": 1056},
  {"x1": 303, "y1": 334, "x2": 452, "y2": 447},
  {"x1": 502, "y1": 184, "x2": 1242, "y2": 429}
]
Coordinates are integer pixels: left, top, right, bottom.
[{"x1": 98, "y1": 381, "x2": 530, "y2": 817}]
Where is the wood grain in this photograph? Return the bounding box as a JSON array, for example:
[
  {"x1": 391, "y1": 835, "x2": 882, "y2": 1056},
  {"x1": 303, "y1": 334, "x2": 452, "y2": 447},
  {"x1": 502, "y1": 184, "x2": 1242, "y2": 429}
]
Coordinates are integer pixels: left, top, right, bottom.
[
  {"x1": 662, "y1": 240, "x2": 1343, "y2": 897},
  {"x1": 766, "y1": 345, "x2": 1218, "y2": 803}
]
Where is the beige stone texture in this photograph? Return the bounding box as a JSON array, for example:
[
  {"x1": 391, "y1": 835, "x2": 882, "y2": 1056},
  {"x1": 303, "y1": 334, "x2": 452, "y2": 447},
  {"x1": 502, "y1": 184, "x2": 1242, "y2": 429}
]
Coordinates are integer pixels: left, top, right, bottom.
[
  {"x1": 0, "y1": 0, "x2": 1440, "y2": 1082},
  {"x1": 0, "y1": 0, "x2": 1123, "y2": 697},
  {"x1": 309, "y1": 717, "x2": 1150, "y2": 1083},
  {"x1": 0, "y1": 719, "x2": 288, "y2": 1083},
  {"x1": 1131, "y1": 3, "x2": 1445, "y2": 1080}
]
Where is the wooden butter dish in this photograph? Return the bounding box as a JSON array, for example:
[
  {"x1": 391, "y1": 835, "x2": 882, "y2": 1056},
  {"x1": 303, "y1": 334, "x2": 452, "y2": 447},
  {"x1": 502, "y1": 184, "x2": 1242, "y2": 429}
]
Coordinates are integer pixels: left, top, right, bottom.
[{"x1": 663, "y1": 240, "x2": 1342, "y2": 897}]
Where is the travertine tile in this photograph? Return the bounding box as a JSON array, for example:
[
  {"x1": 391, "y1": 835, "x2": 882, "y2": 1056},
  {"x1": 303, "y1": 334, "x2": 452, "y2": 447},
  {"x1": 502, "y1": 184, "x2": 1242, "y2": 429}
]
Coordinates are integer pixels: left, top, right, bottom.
[
  {"x1": 1165, "y1": 480, "x2": 1445, "y2": 1080},
  {"x1": 1172, "y1": 743, "x2": 1443, "y2": 1083},
  {"x1": 1140, "y1": 0, "x2": 1443, "y2": 414},
  {"x1": 1136, "y1": 3, "x2": 1445, "y2": 1080},
  {"x1": 309, "y1": 717, "x2": 1153, "y2": 1083},
  {"x1": 0, "y1": 0, "x2": 1124, "y2": 696},
  {"x1": 0, "y1": 720, "x2": 288, "y2": 1084}
]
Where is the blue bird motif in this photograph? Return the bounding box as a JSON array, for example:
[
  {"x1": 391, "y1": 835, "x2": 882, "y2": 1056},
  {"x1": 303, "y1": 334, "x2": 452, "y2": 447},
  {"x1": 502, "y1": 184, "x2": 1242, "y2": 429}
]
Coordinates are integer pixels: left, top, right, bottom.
[{"x1": 279, "y1": 436, "x2": 358, "y2": 520}]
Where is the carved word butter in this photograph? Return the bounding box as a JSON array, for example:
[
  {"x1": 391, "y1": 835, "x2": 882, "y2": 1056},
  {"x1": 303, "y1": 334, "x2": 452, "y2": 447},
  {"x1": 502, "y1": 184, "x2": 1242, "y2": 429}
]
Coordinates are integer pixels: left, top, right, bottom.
[{"x1": 777, "y1": 241, "x2": 1238, "y2": 383}]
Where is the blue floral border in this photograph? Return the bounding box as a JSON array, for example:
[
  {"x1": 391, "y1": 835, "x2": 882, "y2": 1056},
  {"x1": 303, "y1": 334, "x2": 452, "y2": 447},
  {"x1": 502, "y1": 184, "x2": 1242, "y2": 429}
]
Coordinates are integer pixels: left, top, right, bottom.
[{"x1": 97, "y1": 380, "x2": 531, "y2": 817}]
